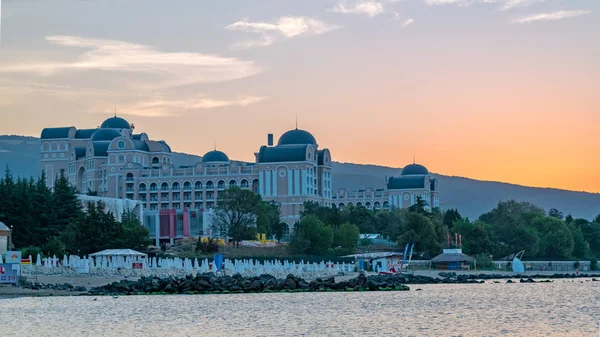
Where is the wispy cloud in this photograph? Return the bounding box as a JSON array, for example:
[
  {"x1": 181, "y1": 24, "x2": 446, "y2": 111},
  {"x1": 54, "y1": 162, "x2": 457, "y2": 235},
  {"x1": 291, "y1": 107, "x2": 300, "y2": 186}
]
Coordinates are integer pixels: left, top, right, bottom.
[
  {"x1": 225, "y1": 16, "x2": 338, "y2": 49},
  {"x1": 331, "y1": 1, "x2": 385, "y2": 17},
  {"x1": 0, "y1": 36, "x2": 261, "y2": 88},
  {"x1": 331, "y1": 0, "x2": 403, "y2": 18},
  {"x1": 423, "y1": 0, "x2": 544, "y2": 9},
  {"x1": 500, "y1": 0, "x2": 546, "y2": 11},
  {"x1": 402, "y1": 18, "x2": 415, "y2": 27},
  {"x1": 513, "y1": 10, "x2": 592, "y2": 23},
  {"x1": 118, "y1": 96, "x2": 269, "y2": 117}
]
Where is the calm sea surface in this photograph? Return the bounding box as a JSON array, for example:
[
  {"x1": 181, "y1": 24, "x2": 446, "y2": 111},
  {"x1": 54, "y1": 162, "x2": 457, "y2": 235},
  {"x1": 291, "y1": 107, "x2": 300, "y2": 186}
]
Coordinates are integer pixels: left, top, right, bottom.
[{"x1": 2, "y1": 279, "x2": 599, "y2": 336}]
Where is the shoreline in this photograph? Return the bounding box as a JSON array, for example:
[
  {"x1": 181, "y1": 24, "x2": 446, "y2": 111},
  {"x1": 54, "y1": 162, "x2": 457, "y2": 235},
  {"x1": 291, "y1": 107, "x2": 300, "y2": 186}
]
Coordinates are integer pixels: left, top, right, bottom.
[{"x1": 2, "y1": 270, "x2": 598, "y2": 299}]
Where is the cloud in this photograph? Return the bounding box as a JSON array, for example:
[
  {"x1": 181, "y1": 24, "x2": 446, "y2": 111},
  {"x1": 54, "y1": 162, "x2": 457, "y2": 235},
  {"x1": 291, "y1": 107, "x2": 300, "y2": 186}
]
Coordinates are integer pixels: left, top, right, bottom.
[
  {"x1": 225, "y1": 16, "x2": 338, "y2": 49},
  {"x1": 402, "y1": 18, "x2": 415, "y2": 27},
  {"x1": 331, "y1": 1, "x2": 385, "y2": 17},
  {"x1": 500, "y1": 0, "x2": 547, "y2": 11},
  {"x1": 118, "y1": 96, "x2": 269, "y2": 117},
  {"x1": 513, "y1": 10, "x2": 592, "y2": 23},
  {"x1": 0, "y1": 36, "x2": 261, "y2": 88},
  {"x1": 331, "y1": 0, "x2": 404, "y2": 18}
]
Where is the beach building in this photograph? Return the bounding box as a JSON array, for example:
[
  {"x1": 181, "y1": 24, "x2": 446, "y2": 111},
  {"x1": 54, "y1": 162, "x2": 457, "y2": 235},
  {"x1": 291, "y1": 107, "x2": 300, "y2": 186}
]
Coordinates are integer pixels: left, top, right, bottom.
[
  {"x1": 40, "y1": 116, "x2": 440, "y2": 240},
  {"x1": 0, "y1": 221, "x2": 10, "y2": 254},
  {"x1": 431, "y1": 248, "x2": 475, "y2": 270}
]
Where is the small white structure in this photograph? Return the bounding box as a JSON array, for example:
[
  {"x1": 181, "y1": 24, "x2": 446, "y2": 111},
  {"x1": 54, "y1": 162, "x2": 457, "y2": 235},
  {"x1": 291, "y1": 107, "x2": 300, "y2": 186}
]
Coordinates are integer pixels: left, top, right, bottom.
[
  {"x1": 89, "y1": 249, "x2": 147, "y2": 258},
  {"x1": 0, "y1": 221, "x2": 10, "y2": 254}
]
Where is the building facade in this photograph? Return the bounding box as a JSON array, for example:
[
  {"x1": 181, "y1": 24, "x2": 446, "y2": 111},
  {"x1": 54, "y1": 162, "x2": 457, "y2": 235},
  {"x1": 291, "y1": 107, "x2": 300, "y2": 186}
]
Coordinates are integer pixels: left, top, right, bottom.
[{"x1": 40, "y1": 116, "x2": 439, "y2": 239}]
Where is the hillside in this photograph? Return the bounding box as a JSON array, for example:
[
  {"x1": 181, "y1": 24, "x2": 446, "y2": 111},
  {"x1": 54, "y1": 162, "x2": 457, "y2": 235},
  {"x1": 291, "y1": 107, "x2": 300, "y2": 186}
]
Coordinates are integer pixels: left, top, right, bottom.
[{"x1": 1, "y1": 135, "x2": 598, "y2": 220}]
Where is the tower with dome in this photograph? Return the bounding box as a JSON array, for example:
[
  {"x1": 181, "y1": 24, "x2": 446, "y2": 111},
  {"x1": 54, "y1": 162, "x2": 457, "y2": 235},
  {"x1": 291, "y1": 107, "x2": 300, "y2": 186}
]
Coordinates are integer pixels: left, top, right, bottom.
[{"x1": 40, "y1": 117, "x2": 438, "y2": 242}]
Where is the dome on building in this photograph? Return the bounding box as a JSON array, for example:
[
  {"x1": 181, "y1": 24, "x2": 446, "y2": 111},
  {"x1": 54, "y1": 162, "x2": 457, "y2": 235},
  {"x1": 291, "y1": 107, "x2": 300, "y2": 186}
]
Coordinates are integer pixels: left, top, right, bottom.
[
  {"x1": 401, "y1": 163, "x2": 429, "y2": 176},
  {"x1": 100, "y1": 116, "x2": 131, "y2": 129},
  {"x1": 91, "y1": 128, "x2": 123, "y2": 142},
  {"x1": 277, "y1": 129, "x2": 317, "y2": 146},
  {"x1": 202, "y1": 150, "x2": 229, "y2": 163}
]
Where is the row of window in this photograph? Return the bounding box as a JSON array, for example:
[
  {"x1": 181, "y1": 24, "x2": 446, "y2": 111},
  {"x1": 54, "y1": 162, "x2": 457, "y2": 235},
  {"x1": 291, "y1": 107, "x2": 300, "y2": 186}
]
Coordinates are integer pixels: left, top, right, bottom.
[
  {"x1": 337, "y1": 201, "x2": 389, "y2": 209},
  {"x1": 137, "y1": 179, "x2": 254, "y2": 192}
]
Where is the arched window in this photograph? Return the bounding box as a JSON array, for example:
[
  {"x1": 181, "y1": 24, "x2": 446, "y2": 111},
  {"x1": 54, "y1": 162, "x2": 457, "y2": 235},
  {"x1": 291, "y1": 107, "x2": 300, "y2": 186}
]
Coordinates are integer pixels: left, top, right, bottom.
[
  {"x1": 356, "y1": 202, "x2": 362, "y2": 207},
  {"x1": 126, "y1": 173, "x2": 134, "y2": 182},
  {"x1": 194, "y1": 181, "x2": 203, "y2": 190},
  {"x1": 383, "y1": 201, "x2": 390, "y2": 208},
  {"x1": 161, "y1": 182, "x2": 169, "y2": 191},
  {"x1": 374, "y1": 201, "x2": 381, "y2": 209},
  {"x1": 172, "y1": 182, "x2": 180, "y2": 191},
  {"x1": 347, "y1": 202, "x2": 353, "y2": 207},
  {"x1": 138, "y1": 183, "x2": 146, "y2": 193},
  {"x1": 206, "y1": 181, "x2": 214, "y2": 189},
  {"x1": 150, "y1": 183, "x2": 157, "y2": 192},
  {"x1": 240, "y1": 179, "x2": 249, "y2": 188},
  {"x1": 365, "y1": 202, "x2": 371, "y2": 208},
  {"x1": 339, "y1": 203, "x2": 345, "y2": 208},
  {"x1": 229, "y1": 180, "x2": 237, "y2": 188},
  {"x1": 217, "y1": 180, "x2": 225, "y2": 190},
  {"x1": 183, "y1": 181, "x2": 191, "y2": 191},
  {"x1": 152, "y1": 157, "x2": 159, "y2": 165}
]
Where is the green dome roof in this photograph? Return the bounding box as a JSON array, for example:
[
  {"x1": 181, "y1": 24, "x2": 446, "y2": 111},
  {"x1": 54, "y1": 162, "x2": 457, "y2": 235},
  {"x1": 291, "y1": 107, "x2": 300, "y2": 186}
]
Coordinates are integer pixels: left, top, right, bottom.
[
  {"x1": 202, "y1": 150, "x2": 229, "y2": 163},
  {"x1": 277, "y1": 129, "x2": 317, "y2": 146},
  {"x1": 100, "y1": 116, "x2": 131, "y2": 129},
  {"x1": 401, "y1": 164, "x2": 429, "y2": 176},
  {"x1": 91, "y1": 128, "x2": 122, "y2": 142}
]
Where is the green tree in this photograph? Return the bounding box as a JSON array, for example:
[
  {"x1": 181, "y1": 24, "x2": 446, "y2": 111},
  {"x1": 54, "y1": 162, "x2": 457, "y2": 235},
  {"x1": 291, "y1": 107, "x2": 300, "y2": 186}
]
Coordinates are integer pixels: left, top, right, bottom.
[
  {"x1": 399, "y1": 212, "x2": 440, "y2": 256},
  {"x1": 567, "y1": 223, "x2": 589, "y2": 259},
  {"x1": 408, "y1": 196, "x2": 428, "y2": 215},
  {"x1": 289, "y1": 215, "x2": 333, "y2": 255},
  {"x1": 117, "y1": 210, "x2": 151, "y2": 251},
  {"x1": 340, "y1": 204, "x2": 377, "y2": 233},
  {"x1": 49, "y1": 171, "x2": 83, "y2": 238},
  {"x1": 333, "y1": 223, "x2": 360, "y2": 254},
  {"x1": 443, "y1": 208, "x2": 462, "y2": 231},
  {"x1": 211, "y1": 187, "x2": 262, "y2": 247},
  {"x1": 42, "y1": 236, "x2": 66, "y2": 257},
  {"x1": 302, "y1": 201, "x2": 341, "y2": 228},
  {"x1": 531, "y1": 216, "x2": 573, "y2": 258},
  {"x1": 453, "y1": 219, "x2": 495, "y2": 255},
  {"x1": 548, "y1": 208, "x2": 564, "y2": 220},
  {"x1": 256, "y1": 200, "x2": 281, "y2": 238}
]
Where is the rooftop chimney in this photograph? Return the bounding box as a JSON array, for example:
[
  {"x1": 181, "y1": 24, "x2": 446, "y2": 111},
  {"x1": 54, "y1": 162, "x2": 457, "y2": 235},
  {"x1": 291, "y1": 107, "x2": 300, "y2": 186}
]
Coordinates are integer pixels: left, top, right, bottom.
[{"x1": 267, "y1": 133, "x2": 273, "y2": 146}]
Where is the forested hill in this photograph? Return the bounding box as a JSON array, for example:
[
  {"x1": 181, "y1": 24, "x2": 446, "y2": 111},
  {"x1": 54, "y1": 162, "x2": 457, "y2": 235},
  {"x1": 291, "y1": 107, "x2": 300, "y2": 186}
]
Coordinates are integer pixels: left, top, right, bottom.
[{"x1": 1, "y1": 135, "x2": 599, "y2": 220}]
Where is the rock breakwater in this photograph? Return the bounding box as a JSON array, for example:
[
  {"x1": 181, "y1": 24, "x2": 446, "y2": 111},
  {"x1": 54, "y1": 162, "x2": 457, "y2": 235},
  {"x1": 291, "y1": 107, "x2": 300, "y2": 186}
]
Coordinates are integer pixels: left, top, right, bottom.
[{"x1": 89, "y1": 273, "x2": 410, "y2": 295}]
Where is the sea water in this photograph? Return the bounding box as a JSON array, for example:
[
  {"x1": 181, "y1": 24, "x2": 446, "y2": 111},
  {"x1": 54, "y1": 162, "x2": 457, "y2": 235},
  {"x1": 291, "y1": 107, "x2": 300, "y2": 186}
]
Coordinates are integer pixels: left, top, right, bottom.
[{"x1": 2, "y1": 279, "x2": 599, "y2": 336}]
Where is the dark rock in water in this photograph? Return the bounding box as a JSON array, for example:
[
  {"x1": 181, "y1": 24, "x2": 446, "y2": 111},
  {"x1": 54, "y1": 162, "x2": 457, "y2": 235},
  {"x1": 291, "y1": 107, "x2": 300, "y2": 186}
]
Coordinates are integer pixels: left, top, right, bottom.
[
  {"x1": 284, "y1": 278, "x2": 297, "y2": 290},
  {"x1": 249, "y1": 280, "x2": 262, "y2": 291},
  {"x1": 506, "y1": 280, "x2": 514, "y2": 283},
  {"x1": 520, "y1": 278, "x2": 535, "y2": 283}
]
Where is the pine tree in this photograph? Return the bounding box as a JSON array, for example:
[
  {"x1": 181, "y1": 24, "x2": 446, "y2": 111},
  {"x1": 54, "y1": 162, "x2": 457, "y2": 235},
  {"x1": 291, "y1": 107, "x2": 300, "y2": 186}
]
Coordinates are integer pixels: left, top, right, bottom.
[{"x1": 49, "y1": 171, "x2": 83, "y2": 238}]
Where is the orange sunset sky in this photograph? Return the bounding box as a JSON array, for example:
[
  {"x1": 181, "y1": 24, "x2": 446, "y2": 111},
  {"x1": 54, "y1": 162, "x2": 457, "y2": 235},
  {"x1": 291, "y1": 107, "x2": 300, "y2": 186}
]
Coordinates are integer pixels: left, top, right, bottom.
[{"x1": 0, "y1": 0, "x2": 598, "y2": 193}]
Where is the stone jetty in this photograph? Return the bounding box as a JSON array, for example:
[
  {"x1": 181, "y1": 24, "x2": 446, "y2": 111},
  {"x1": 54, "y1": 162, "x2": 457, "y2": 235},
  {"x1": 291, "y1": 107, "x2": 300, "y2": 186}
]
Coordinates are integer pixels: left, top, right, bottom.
[{"x1": 88, "y1": 273, "x2": 410, "y2": 295}]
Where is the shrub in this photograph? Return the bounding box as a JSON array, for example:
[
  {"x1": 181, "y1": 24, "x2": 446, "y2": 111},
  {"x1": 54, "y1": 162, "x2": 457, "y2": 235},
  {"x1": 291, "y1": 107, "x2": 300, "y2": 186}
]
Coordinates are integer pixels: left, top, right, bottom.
[
  {"x1": 196, "y1": 237, "x2": 220, "y2": 254},
  {"x1": 21, "y1": 246, "x2": 43, "y2": 262},
  {"x1": 475, "y1": 254, "x2": 493, "y2": 269},
  {"x1": 574, "y1": 261, "x2": 580, "y2": 270},
  {"x1": 591, "y1": 258, "x2": 598, "y2": 271},
  {"x1": 359, "y1": 238, "x2": 372, "y2": 247},
  {"x1": 42, "y1": 237, "x2": 66, "y2": 257}
]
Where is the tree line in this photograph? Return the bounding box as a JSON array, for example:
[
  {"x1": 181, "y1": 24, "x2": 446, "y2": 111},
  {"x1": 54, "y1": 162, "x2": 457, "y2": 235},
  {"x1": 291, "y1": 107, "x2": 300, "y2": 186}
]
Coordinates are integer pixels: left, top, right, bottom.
[
  {"x1": 289, "y1": 198, "x2": 600, "y2": 261},
  {"x1": 0, "y1": 168, "x2": 150, "y2": 258}
]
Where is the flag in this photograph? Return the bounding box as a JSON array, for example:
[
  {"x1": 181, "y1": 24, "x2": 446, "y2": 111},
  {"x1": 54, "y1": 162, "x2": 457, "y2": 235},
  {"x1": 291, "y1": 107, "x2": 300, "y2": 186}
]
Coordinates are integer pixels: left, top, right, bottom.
[{"x1": 401, "y1": 243, "x2": 409, "y2": 264}]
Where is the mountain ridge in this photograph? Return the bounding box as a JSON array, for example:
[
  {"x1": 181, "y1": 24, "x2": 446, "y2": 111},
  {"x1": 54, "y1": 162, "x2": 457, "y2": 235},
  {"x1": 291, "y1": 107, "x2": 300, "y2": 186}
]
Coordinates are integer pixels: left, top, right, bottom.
[{"x1": 1, "y1": 135, "x2": 598, "y2": 220}]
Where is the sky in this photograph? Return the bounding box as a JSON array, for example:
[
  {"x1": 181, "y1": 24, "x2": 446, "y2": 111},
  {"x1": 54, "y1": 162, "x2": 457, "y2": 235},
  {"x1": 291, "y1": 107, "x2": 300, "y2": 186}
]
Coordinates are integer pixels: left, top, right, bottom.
[{"x1": 0, "y1": 0, "x2": 598, "y2": 193}]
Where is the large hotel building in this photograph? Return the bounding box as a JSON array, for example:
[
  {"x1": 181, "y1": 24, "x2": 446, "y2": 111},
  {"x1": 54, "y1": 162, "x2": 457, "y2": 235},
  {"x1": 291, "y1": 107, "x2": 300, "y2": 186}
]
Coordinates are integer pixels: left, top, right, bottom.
[{"x1": 40, "y1": 116, "x2": 439, "y2": 241}]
